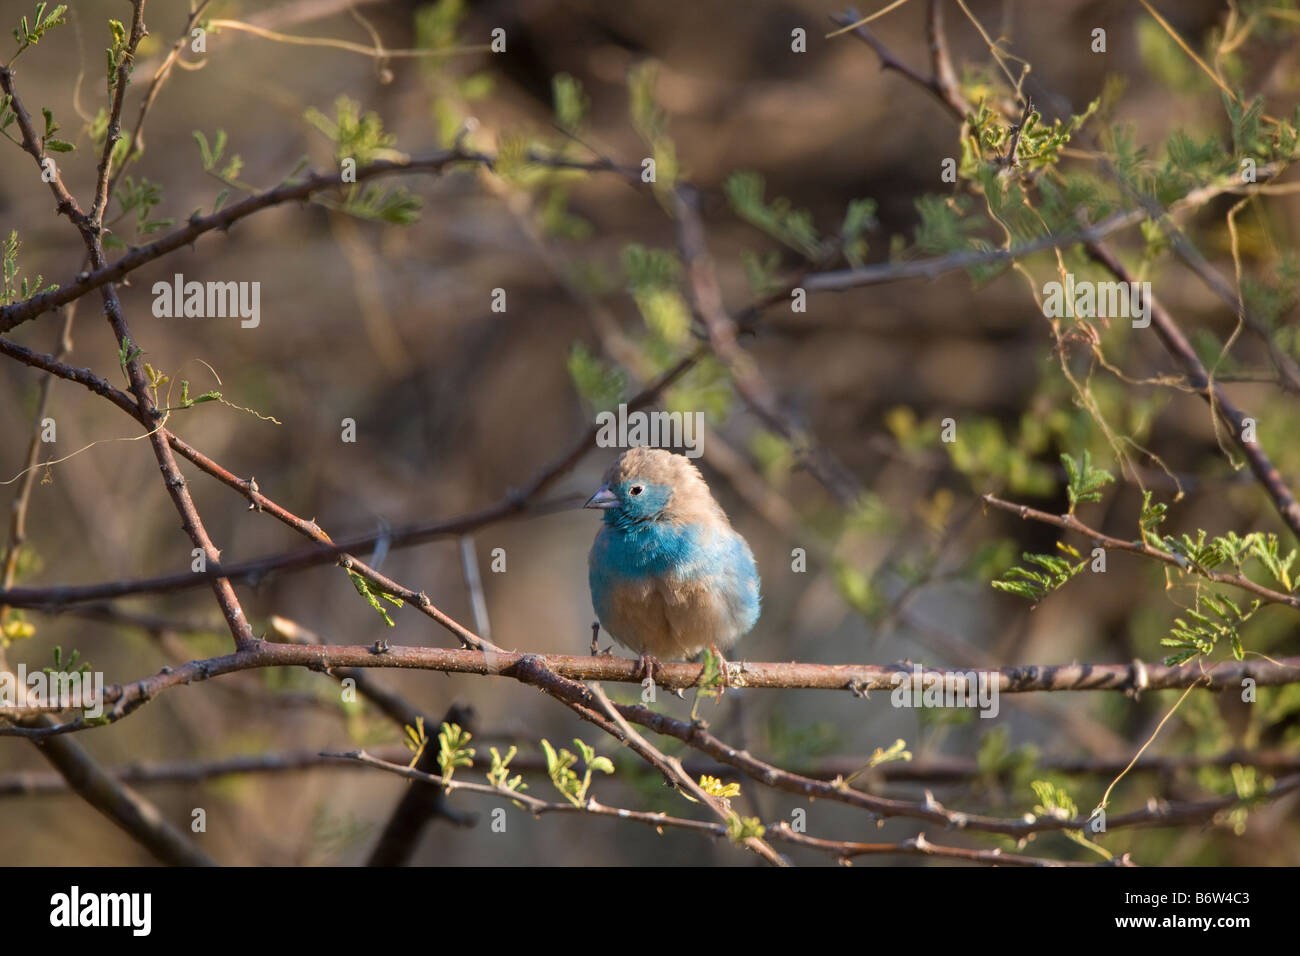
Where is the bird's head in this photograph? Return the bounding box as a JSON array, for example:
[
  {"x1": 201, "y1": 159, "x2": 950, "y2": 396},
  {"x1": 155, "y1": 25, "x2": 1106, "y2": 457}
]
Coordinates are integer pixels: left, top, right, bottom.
[{"x1": 584, "y1": 447, "x2": 717, "y2": 527}]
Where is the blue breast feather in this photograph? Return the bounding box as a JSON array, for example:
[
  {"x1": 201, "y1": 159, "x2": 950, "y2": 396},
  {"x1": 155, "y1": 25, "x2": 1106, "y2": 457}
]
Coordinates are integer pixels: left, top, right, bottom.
[{"x1": 589, "y1": 518, "x2": 761, "y2": 635}]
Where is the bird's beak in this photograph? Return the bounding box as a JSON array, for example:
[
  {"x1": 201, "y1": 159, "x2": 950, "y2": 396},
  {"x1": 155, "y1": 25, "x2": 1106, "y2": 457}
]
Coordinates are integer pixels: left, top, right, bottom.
[{"x1": 584, "y1": 485, "x2": 619, "y2": 510}]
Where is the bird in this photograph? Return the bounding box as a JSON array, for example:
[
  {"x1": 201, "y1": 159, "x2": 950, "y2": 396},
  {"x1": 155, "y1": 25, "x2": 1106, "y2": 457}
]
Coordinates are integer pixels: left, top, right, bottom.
[{"x1": 584, "y1": 447, "x2": 760, "y2": 682}]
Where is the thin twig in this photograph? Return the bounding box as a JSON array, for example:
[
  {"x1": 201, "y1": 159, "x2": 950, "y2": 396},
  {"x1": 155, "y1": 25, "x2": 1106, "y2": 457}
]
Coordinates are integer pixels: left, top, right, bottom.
[
  {"x1": 1084, "y1": 241, "x2": 1300, "y2": 540},
  {"x1": 103, "y1": 1, "x2": 215, "y2": 202},
  {"x1": 981, "y1": 492, "x2": 1300, "y2": 610},
  {"x1": 588, "y1": 682, "x2": 789, "y2": 866},
  {"x1": 6, "y1": 743, "x2": 1293, "y2": 796}
]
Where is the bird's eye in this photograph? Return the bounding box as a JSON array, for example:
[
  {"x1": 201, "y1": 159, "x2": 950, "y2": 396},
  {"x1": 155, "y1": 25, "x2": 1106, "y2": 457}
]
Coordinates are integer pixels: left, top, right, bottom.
[{"x1": 629, "y1": 485, "x2": 644, "y2": 496}]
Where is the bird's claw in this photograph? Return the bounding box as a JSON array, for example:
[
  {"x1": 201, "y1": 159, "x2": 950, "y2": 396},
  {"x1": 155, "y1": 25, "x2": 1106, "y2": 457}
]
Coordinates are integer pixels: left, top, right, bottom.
[
  {"x1": 710, "y1": 643, "x2": 732, "y2": 690},
  {"x1": 636, "y1": 653, "x2": 662, "y2": 685}
]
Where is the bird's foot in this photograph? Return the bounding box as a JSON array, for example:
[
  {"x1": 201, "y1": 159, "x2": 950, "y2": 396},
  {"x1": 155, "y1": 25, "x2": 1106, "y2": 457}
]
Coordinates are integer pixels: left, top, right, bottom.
[
  {"x1": 707, "y1": 643, "x2": 731, "y2": 690},
  {"x1": 635, "y1": 653, "x2": 662, "y2": 685},
  {"x1": 690, "y1": 645, "x2": 730, "y2": 719},
  {"x1": 588, "y1": 623, "x2": 615, "y2": 656}
]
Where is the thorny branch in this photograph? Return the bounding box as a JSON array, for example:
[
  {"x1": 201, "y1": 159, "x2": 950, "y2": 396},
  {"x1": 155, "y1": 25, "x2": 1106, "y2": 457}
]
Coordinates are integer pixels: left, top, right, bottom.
[
  {"x1": 7, "y1": 742, "x2": 1295, "y2": 796},
  {"x1": 326, "y1": 748, "x2": 1120, "y2": 866}
]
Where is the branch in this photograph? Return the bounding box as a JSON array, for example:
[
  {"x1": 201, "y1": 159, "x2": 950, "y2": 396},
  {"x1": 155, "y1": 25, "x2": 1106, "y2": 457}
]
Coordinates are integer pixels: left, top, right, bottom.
[
  {"x1": 1129, "y1": 189, "x2": 1300, "y2": 394},
  {"x1": 6, "y1": 635, "x2": 1295, "y2": 838},
  {"x1": 8, "y1": 743, "x2": 1292, "y2": 796},
  {"x1": 0, "y1": 150, "x2": 483, "y2": 333},
  {"x1": 800, "y1": 166, "x2": 1270, "y2": 297},
  {"x1": 365, "y1": 704, "x2": 477, "y2": 865},
  {"x1": 0, "y1": 745, "x2": 415, "y2": 794},
  {"x1": 767, "y1": 825, "x2": 1130, "y2": 866},
  {"x1": 103, "y1": 1, "x2": 215, "y2": 202},
  {"x1": 588, "y1": 682, "x2": 788, "y2": 865},
  {"x1": 329, "y1": 749, "x2": 1106, "y2": 866},
  {"x1": 89, "y1": 0, "x2": 149, "y2": 226},
  {"x1": 0, "y1": 343, "x2": 698, "y2": 615},
  {"x1": 674, "y1": 186, "x2": 862, "y2": 504},
  {"x1": 0, "y1": 67, "x2": 92, "y2": 236},
  {"x1": 0, "y1": 147, "x2": 637, "y2": 334},
  {"x1": 0, "y1": 3, "x2": 260, "y2": 650},
  {"x1": 265, "y1": 615, "x2": 437, "y2": 729},
  {"x1": 1000, "y1": 96, "x2": 1035, "y2": 168},
  {"x1": 1084, "y1": 241, "x2": 1300, "y2": 540},
  {"x1": 505, "y1": 652, "x2": 1300, "y2": 837},
  {"x1": 832, "y1": 2, "x2": 1300, "y2": 543},
  {"x1": 982, "y1": 492, "x2": 1300, "y2": 610},
  {"x1": 0, "y1": 308, "x2": 75, "y2": 638},
  {"x1": 803, "y1": 210, "x2": 1138, "y2": 293},
  {"x1": 6, "y1": 636, "x2": 1296, "y2": 729},
  {"x1": 829, "y1": 8, "x2": 966, "y2": 122},
  {"x1": 924, "y1": 0, "x2": 968, "y2": 118}
]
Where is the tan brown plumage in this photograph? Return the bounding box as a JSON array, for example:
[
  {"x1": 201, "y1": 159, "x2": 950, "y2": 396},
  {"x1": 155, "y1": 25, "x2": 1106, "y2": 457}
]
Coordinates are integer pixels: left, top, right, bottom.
[{"x1": 596, "y1": 447, "x2": 725, "y2": 527}]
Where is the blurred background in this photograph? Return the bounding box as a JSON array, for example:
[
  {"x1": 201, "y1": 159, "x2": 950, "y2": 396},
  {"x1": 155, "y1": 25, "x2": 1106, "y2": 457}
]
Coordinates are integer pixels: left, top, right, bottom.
[{"x1": 1, "y1": 0, "x2": 1298, "y2": 865}]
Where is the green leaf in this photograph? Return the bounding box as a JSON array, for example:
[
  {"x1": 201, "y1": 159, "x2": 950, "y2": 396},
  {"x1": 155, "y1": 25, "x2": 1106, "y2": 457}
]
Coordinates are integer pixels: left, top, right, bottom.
[
  {"x1": 436, "y1": 722, "x2": 475, "y2": 789},
  {"x1": 331, "y1": 183, "x2": 421, "y2": 225},
  {"x1": 304, "y1": 95, "x2": 398, "y2": 165},
  {"x1": 402, "y1": 717, "x2": 427, "y2": 766},
  {"x1": 1161, "y1": 591, "x2": 1260, "y2": 666},
  {"x1": 552, "y1": 72, "x2": 589, "y2": 133},
  {"x1": 540, "y1": 737, "x2": 612, "y2": 807},
  {"x1": 1061, "y1": 450, "x2": 1114, "y2": 511},
  {"x1": 105, "y1": 18, "x2": 129, "y2": 88},
  {"x1": 1162, "y1": 529, "x2": 1226, "y2": 575},
  {"x1": 486, "y1": 745, "x2": 527, "y2": 796},
  {"x1": 0, "y1": 228, "x2": 59, "y2": 306},
  {"x1": 12, "y1": 3, "x2": 67, "y2": 52},
  {"x1": 347, "y1": 569, "x2": 396, "y2": 626},
  {"x1": 193, "y1": 130, "x2": 215, "y2": 169},
  {"x1": 839, "y1": 197, "x2": 877, "y2": 267},
  {"x1": 723, "y1": 170, "x2": 824, "y2": 260},
  {"x1": 566, "y1": 341, "x2": 626, "y2": 411},
  {"x1": 622, "y1": 244, "x2": 690, "y2": 345},
  {"x1": 1249, "y1": 533, "x2": 1296, "y2": 591},
  {"x1": 696, "y1": 645, "x2": 725, "y2": 697},
  {"x1": 1138, "y1": 490, "x2": 1168, "y2": 548},
  {"x1": 726, "y1": 814, "x2": 766, "y2": 843},
  {"x1": 991, "y1": 543, "x2": 1086, "y2": 605},
  {"x1": 628, "y1": 61, "x2": 667, "y2": 145}
]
